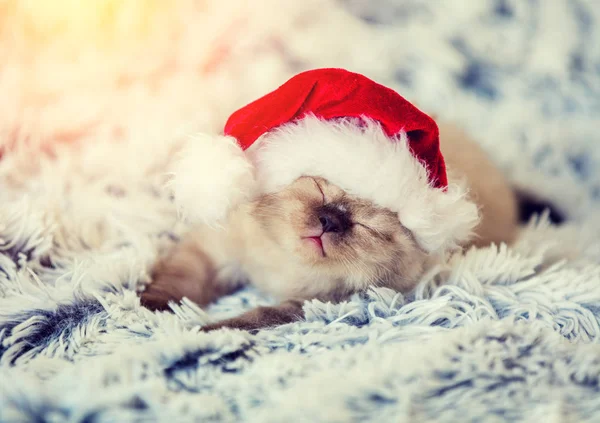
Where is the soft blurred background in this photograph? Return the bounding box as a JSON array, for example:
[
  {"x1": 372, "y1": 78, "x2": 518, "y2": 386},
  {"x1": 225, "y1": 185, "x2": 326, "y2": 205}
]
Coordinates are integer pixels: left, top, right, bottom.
[{"x1": 1, "y1": 0, "x2": 599, "y2": 216}]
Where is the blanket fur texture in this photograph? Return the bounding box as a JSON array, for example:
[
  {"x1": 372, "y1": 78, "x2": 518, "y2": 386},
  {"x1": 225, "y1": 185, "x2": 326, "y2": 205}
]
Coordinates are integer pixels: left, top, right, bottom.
[{"x1": 1, "y1": 1, "x2": 600, "y2": 421}]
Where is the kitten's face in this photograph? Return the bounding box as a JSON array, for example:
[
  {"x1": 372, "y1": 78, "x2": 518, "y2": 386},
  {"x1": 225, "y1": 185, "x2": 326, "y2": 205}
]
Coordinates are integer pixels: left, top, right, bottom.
[{"x1": 249, "y1": 176, "x2": 427, "y2": 293}]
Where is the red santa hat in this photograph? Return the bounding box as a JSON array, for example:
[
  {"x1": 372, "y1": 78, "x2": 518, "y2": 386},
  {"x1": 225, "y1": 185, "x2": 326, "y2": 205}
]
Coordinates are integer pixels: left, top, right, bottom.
[{"x1": 170, "y1": 68, "x2": 479, "y2": 253}]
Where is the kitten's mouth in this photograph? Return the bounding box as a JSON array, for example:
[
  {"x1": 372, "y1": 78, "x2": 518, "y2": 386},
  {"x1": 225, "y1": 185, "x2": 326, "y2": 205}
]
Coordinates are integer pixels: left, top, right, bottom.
[{"x1": 302, "y1": 234, "x2": 325, "y2": 256}]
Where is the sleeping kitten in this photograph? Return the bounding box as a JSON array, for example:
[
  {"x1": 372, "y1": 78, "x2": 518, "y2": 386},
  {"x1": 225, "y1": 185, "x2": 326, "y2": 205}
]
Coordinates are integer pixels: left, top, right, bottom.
[{"x1": 140, "y1": 122, "x2": 521, "y2": 332}]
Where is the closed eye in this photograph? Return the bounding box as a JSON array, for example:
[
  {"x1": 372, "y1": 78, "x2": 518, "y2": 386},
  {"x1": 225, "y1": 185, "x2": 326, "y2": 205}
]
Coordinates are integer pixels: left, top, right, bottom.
[
  {"x1": 356, "y1": 222, "x2": 377, "y2": 234},
  {"x1": 356, "y1": 222, "x2": 392, "y2": 241}
]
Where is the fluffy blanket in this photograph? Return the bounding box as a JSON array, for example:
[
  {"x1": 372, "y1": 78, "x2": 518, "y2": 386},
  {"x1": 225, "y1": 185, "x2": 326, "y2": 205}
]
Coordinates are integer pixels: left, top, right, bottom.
[{"x1": 1, "y1": 1, "x2": 600, "y2": 421}]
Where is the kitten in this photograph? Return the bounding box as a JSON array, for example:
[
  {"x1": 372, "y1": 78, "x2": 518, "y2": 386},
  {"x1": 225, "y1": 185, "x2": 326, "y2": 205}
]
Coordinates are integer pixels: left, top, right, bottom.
[{"x1": 140, "y1": 122, "x2": 521, "y2": 332}]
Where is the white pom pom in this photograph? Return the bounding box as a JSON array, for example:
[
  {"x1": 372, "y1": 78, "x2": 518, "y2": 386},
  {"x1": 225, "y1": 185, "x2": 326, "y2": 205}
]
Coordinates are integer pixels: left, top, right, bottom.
[{"x1": 168, "y1": 134, "x2": 255, "y2": 225}]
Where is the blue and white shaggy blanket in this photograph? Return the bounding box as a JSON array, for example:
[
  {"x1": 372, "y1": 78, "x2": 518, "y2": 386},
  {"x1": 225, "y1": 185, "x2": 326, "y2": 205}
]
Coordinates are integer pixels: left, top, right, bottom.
[{"x1": 1, "y1": 1, "x2": 600, "y2": 421}]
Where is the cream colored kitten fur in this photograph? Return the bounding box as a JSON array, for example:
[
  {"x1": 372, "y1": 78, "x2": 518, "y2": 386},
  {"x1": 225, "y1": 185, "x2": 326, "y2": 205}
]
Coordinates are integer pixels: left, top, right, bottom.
[
  {"x1": 438, "y1": 122, "x2": 518, "y2": 247},
  {"x1": 140, "y1": 123, "x2": 518, "y2": 330}
]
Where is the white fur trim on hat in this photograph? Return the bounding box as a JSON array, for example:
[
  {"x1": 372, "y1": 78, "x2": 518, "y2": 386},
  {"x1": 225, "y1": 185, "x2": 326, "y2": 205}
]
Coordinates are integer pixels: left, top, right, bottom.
[
  {"x1": 168, "y1": 133, "x2": 255, "y2": 226},
  {"x1": 246, "y1": 115, "x2": 480, "y2": 253}
]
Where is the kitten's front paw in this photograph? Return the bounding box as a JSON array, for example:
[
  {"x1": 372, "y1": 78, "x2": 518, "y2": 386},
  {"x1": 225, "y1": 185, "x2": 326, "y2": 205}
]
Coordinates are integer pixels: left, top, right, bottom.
[{"x1": 140, "y1": 284, "x2": 175, "y2": 311}]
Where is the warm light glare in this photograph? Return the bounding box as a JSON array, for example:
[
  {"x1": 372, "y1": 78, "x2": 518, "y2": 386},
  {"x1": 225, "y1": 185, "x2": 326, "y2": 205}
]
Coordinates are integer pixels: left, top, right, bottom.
[{"x1": 4, "y1": 0, "x2": 172, "y2": 53}]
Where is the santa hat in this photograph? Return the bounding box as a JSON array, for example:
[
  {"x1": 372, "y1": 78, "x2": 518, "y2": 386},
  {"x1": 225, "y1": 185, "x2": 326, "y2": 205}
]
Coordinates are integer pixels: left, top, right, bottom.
[{"x1": 170, "y1": 68, "x2": 479, "y2": 253}]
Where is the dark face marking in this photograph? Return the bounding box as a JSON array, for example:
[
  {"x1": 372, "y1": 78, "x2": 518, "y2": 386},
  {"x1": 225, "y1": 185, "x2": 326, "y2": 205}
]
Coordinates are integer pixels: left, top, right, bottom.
[
  {"x1": 317, "y1": 203, "x2": 353, "y2": 234},
  {"x1": 249, "y1": 176, "x2": 427, "y2": 291}
]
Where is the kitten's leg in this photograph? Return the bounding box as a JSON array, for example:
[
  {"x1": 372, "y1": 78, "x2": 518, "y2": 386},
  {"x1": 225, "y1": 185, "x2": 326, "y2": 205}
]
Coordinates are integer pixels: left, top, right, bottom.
[
  {"x1": 201, "y1": 299, "x2": 304, "y2": 333},
  {"x1": 140, "y1": 237, "x2": 239, "y2": 310}
]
